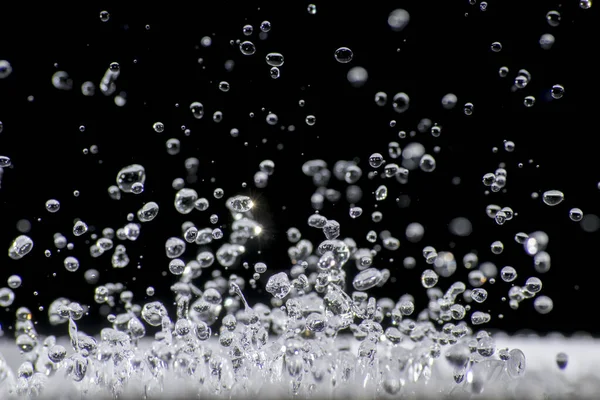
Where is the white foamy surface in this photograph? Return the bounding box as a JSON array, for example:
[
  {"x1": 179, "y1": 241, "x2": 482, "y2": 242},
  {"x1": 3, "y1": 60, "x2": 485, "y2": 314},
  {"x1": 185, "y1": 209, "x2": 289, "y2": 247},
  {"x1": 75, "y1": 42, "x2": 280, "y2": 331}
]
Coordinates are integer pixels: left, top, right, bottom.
[{"x1": 1, "y1": 334, "x2": 599, "y2": 399}]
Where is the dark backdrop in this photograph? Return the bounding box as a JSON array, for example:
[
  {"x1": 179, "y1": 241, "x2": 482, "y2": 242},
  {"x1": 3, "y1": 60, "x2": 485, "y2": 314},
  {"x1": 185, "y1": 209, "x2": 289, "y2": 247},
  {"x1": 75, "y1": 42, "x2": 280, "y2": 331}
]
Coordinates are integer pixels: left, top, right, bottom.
[{"x1": 0, "y1": 1, "x2": 598, "y2": 336}]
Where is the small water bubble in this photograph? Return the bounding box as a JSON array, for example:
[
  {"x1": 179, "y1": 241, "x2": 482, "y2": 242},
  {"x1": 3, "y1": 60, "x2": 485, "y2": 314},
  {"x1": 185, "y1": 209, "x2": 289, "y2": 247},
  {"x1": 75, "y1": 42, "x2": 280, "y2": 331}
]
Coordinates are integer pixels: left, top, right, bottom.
[
  {"x1": 546, "y1": 10, "x2": 561, "y2": 27},
  {"x1": 99, "y1": 10, "x2": 110, "y2": 22},
  {"x1": 349, "y1": 206, "x2": 363, "y2": 219},
  {"x1": 569, "y1": 208, "x2": 583, "y2": 221},
  {"x1": 73, "y1": 221, "x2": 88, "y2": 236},
  {"x1": 269, "y1": 67, "x2": 280, "y2": 79},
  {"x1": 7, "y1": 275, "x2": 22, "y2": 289},
  {"x1": 153, "y1": 122, "x2": 164, "y2": 133},
  {"x1": 499, "y1": 66, "x2": 509, "y2": 77},
  {"x1": 551, "y1": 84, "x2": 565, "y2": 99},
  {"x1": 375, "y1": 185, "x2": 388, "y2": 201},
  {"x1": 533, "y1": 295, "x2": 553, "y2": 314},
  {"x1": 64, "y1": 256, "x2": 80, "y2": 272},
  {"x1": 523, "y1": 96, "x2": 536, "y2": 107},
  {"x1": 556, "y1": 352, "x2": 569, "y2": 370},
  {"x1": 305, "y1": 115, "x2": 316, "y2": 126},
  {"x1": 500, "y1": 266, "x2": 517, "y2": 282},
  {"x1": 504, "y1": 141, "x2": 515, "y2": 152},
  {"x1": 542, "y1": 190, "x2": 564, "y2": 206},
  {"x1": 242, "y1": 24, "x2": 253, "y2": 36},
  {"x1": 353, "y1": 268, "x2": 383, "y2": 291},
  {"x1": 265, "y1": 53, "x2": 284, "y2": 67},
  {"x1": 441, "y1": 93, "x2": 458, "y2": 109},
  {"x1": 506, "y1": 349, "x2": 526, "y2": 378},
  {"x1": 392, "y1": 92, "x2": 410, "y2": 113},
  {"x1": 239, "y1": 41, "x2": 256, "y2": 55},
  {"x1": 347, "y1": 66, "x2": 368, "y2": 87},
  {"x1": 464, "y1": 102, "x2": 474, "y2": 115},
  {"x1": 540, "y1": 33, "x2": 555, "y2": 50},
  {"x1": 45, "y1": 199, "x2": 60, "y2": 213},
  {"x1": 490, "y1": 241, "x2": 504, "y2": 254},
  {"x1": 490, "y1": 42, "x2": 502, "y2": 52},
  {"x1": 374, "y1": 92, "x2": 387, "y2": 106},
  {"x1": 169, "y1": 259, "x2": 185, "y2": 275},
  {"x1": 266, "y1": 272, "x2": 291, "y2": 299},
  {"x1": 388, "y1": 8, "x2": 410, "y2": 31},
  {"x1": 419, "y1": 154, "x2": 436, "y2": 172},
  {"x1": 218, "y1": 81, "x2": 230, "y2": 92},
  {"x1": 260, "y1": 20, "x2": 272, "y2": 32},
  {"x1": 334, "y1": 47, "x2": 353, "y2": 63},
  {"x1": 580, "y1": 0, "x2": 592, "y2": 9},
  {"x1": 421, "y1": 269, "x2": 438, "y2": 288},
  {"x1": 470, "y1": 288, "x2": 488, "y2": 303}
]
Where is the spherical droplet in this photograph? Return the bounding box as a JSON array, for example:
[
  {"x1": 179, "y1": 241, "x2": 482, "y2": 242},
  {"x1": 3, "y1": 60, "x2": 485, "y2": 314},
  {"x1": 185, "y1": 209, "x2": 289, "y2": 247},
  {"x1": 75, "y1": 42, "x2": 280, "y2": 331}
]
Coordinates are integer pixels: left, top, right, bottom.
[
  {"x1": 334, "y1": 47, "x2": 353, "y2": 63},
  {"x1": 551, "y1": 84, "x2": 564, "y2": 99},
  {"x1": 542, "y1": 190, "x2": 564, "y2": 206}
]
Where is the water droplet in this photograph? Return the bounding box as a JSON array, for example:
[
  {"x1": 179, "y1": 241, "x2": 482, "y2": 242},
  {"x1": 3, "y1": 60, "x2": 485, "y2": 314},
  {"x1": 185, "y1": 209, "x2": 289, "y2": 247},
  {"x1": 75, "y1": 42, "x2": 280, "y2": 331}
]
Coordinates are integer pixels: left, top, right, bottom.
[
  {"x1": 388, "y1": 9, "x2": 410, "y2": 31},
  {"x1": 265, "y1": 53, "x2": 284, "y2": 67},
  {"x1": 551, "y1": 84, "x2": 565, "y2": 99},
  {"x1": 421, "y1": 269, "x2": 438, "y2": 288},
  {"x1": 542, "y1": 190, "x2": 564, "y2": 206},
  {"x1": 99, "y1": 10, "x2": 110, "y2": 22},
  {"x1": 334, "y1": 47, "x2": 353, "y2": 63},
  {"x1": 239, "y1": 41, "x2": 256, "y2": 55},
  {"x1": 556, "y1": 352, "x2": 569, "y2": 370},
  {"x1": 464, "y1": 102, "x2": 474, "y2": 115},
  {"x1": 490, "y1": 42, "x2": 502, "y2": 52}
]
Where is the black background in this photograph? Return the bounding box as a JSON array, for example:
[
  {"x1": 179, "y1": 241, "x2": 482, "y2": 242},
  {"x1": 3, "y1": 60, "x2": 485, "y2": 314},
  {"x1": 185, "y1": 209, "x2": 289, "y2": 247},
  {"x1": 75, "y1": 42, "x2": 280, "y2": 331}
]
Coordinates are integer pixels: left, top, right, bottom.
[{"x1": 0, "y1": 1, "x2": 598, "y2": 336}]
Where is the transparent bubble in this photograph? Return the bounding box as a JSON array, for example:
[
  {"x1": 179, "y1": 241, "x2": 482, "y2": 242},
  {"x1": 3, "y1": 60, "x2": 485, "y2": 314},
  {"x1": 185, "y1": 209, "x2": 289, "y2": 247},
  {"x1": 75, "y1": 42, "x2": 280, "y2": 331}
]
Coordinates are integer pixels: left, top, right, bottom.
[
  {"x1": 229, "y1": 195, "x2": 253, "y2": 212},
  {"x1": 239, "y1": 41, "x2": 256, "y2": 56},
  {"x1": 64, "y1": 256, "x2": 80, "y2": 272},
  {"x1": 99, "y1": 10, "x2": 110, "y2": 22},
  {"x1": 0, "y1": 287, "x2": 15, "y2": 307},
  {"x1": 305, "y1": 115, "x2": 316, "y2": 126},
  {"x1": 269, "y1": 67, "x2": 280, "y2": 79},
  {"x1": 334, "y1": 47, "x2": 353, "y2": 63},
  {"x1": 307, "y1": 4, "x2": 317, "y2": 14},
  {"x1": 441, "y1": 93, "x2": 458, "y2": 109},
  {"x1": 421, "y1": 269, "x2": 438, "y2": 288},
  {"x1": 137, "y1": 202, "x2": 159, "y2": 222},
  {"x1": 165, "y1": 237, "x2": 186, "y2": 259},
  {"x1": 500, "y1": 266, "x2": 517, "y2": 282},
  {"x1": 265, "y1": 53, "x2": 284, "y2": 67},
  {"x1": 490, "y1": 42, "x2": 502, "y2": 52},
  {"x1": 45, "y1": 199, "x2": 61, "y2": 213},
  {"x1": 533, "y1": 295, "x2": 553, "y2": 314},
  {"x1": 499, "y1": 66, "x2": 509, "y2": 77},
  {"x1": 539, "y1": 33, "x2": 555, "y2": 50},
  {"x1": 190, "y1": 102, "x2": 204, "y2": 119},
  {"x1": 0, "y1": 60, "x2": 13, "y2": 79},
  {"x1": 388, "y1": 9, "x2": 410, "y2": 31},
  {"x1": 523, "y1": 96, "x2": 536, "y2": 107},
  {"x1": 471, "y1": 288, "x2": 488, "y2": 303},
  {"x1": 347, "y1": 66, "x2": 368, "y2": 87},
  {"x1": 556, "y1": 352, "x2": 569, "y2": 370},
  {"x1": 374, "y1": 92, "x2": 387, "y2": 106},
  {"x1": 169, "y1": 259, "x2": 185, "y2": 275},
  {"x1": 260, "y1": 21, "x2": 272, "y2": 32},
  {"x1": 546, "y1": 10, "x2": 561, "y2": 27},
  {"x1": 353, "y1": 268, "x2": 383, "y2": 291},
  {"x1": 116, "y1": 164, "x2": 146, "y2": 193},
  {"x1": 490, "y1": 241, "x2": 504, "y2": 254},
  {"x1": 7, "y1": 275, "x2": 22, "y2": 289},
  {"x1": 392, "y1": 92, "x2": 410, "y2": 113},
  {"x1": 242, "y1": 24, "x2": 253, "y2": 36},
  {"x1": 153, "y1": 122, "x2": 164, "y2": 133},
  {"x1": 542, "y1": 190, "x2": 564, "y2": 206},
  {"x1": 551, "y1": 84, "x2": 565, "y2": 99},
  {"x1": 266, "y1": 272, "x2": 291, "y2": 299},
  {"x1": 419, "y1": 154, "x2": 436, "y2": 172},
  {"x1": 569, "y1": 208, "x2": 583, "y2": 221},
  {"x1": 464, "y1": 102, "x2": 474, "y2": 115},
  {"x1": 580, "y1": 0, "x2": 592, "y2": 9}
]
